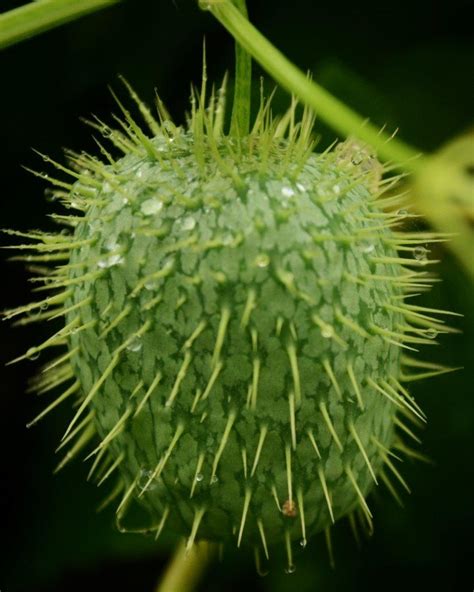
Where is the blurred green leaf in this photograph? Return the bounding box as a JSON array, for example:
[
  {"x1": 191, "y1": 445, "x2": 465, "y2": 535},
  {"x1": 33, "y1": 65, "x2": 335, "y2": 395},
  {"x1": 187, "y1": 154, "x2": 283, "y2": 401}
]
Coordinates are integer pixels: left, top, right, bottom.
[{"x1": 0, "y1": 0, "x2": 121, "y2": 50}]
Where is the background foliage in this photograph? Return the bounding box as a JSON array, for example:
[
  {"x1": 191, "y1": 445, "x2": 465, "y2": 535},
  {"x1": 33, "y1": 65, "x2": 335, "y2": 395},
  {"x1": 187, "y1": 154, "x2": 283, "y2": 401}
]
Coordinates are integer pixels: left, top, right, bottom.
[{"x1": 0, "y1": 1, "x2": 472, "y2": 591}]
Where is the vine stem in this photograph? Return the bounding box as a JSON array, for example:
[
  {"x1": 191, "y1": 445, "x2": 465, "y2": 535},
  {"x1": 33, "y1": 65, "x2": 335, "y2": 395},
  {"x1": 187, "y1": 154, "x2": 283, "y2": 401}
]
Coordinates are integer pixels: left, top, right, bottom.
[
  {"x1": 229, "y1": 0, "x2": 251, "y2": 138},
  {"x1": 156, "y1": 541, "x2": 216, "y2": 592},
  {"x1": 0, "y1": 0, "x2": 120, "y2": 50},
  {"x1": 202, "y1": 0, "x2": 424, "y2": 172}
]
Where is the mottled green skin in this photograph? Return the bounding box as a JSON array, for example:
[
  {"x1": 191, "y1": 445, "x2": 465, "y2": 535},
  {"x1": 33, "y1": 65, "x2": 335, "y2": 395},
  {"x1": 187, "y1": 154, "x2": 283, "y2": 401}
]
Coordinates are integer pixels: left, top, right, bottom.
[{"x1": 66, "y1": 133, "x2": 402, "y2": 545}]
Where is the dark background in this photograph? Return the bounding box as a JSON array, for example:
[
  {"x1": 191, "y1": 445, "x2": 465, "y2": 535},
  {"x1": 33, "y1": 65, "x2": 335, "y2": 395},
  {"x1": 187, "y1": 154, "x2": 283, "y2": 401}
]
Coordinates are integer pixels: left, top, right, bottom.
[{"x1": 0, "y1": 1, "x2": 473, "y2": 591}]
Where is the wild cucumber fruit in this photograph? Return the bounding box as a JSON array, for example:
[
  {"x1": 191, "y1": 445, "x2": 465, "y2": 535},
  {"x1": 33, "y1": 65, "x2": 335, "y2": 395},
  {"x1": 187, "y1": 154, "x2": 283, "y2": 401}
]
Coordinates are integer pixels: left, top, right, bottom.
[{"x1": 3, "y1": 77, "x2": 456, "y2": 569}]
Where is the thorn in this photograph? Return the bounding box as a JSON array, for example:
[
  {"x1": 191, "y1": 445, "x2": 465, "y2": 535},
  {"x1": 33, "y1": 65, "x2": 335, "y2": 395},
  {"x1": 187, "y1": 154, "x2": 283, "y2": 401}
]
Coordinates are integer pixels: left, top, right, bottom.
[
  {"x1": 271, "y1": 485, "x2": 282, "y2": 512},
  {"x1": 210, "y1": 410, "x2": 237, "y2": 483},
  {"x1": 116, "y1": 474, "x2": 140, "y2": 517},
  {"x1": 200, "y1": 360, "x2": 223, "y2": 403},
  {"x1": 165, "y1": 351, "x2": 192, "y2": 407},
  {"x1": 212, "y1": 306, "x2": 231, "y2": 368},
  {"x1": 26, "y1": 380, "x2": 79, "y2": 428},
  {"x1": 285, "y1": 445, "x2": 293, "y2": 505},
  {"x1": 318, "y1": 466, "x2": 334, "y2": 523},
  {"x1": 250, "y1": 425, "x2": 268, "y2": 477},
  {"x1": 249, "y1": 357, "x2": 260, "y2": 410},
  {"x1": 322, "y1": 358, "x2": 342, "y2": 400},
  {"x1": 40, "y1": 347, "x2": 79, "y2": 374},
  {"x1": 284, "y1": 530, "x2": 295, "y2": 574},
  {"x1": 139, "y1": 424, "x2": 184, "y2": 495},
  {"x1": 296, "y1": 488, "x2": 307, "y2": 547},
  {"x1": 54, "y1": 423, "x2": 95, "y2": 473},
  {"x1": 379, "y1": 470, "x2": 404, "y2": 507},
  {"x1": 118, "y1": 75, "x2": 161, "y2": 136},
  {"x1": 345, "y1": 465, "x2": 372, "y2": 520},
  {"x1": 287, "y1": 341, "x2": 302, "y2": 405},
  {"x1": 58, "y1": 411, "x2": 94, "y2": 455},
  {"x1": 183, "y1": 320, "x2": 207, "y2": 350},
  {"x1": 99, "y1": 305, "x2": 132, "y2": 338},
  {"x1": 347, "y1": 362, "x2": 365, "y2": 410},
  {"x1": 8, "y1": 314, "x2": 80, "y2": 366},
  {"x1": 394, "y1": 416, "x2": 421, "y2": 444},
  {"x1": 335, "y1": 306, "x2": 371, "y2": 338},
  {"x1": 96, "y1": 480, "x2": 124, "y2": 513},
  {"x1": 312, "y1": 314, "x2": 348, "y2": 349},
  {"x1": 367, "y1": 377, "x2": 426, "y2": 423},
  {"x1": 348, "y1": 512, "x2": 361, "y2": 548},
  {"x1": 62, "y1": 353, "x2": 120, "y2": 440},
  {"x1": 186, "y1": 507, "x2": 206, "y2": 552},
  {"x1": 319, "y1": 402, "x2": 343, "y2": 452},
  {"x1": 257, "y1": 519, "x2": 269, "y2": 559},
  {"x1": 325, "y1": 527, "x2": 335, "y2": 569},
  {"x1": 382, "y1": 453, "x2": 411, "y2": 493},
  {"x1": 133, "y1": 375, "x2": 161, "y2": 418},
  {"x1": 86, "y1": 444, "x2": 107, "y2": 482},
  {"x1": 237, "y1": 489, "x2": 252, "y2": 547},
  {"x1": 349, "y1": 422, "x2": 377, "y2": 484},
  {"x1": 241, "y1": 448, "x2": 248, "y2": 479},
  {"x1": 190, "y1": 453, "x2": 205, "y2": 498},
  {"x1": 97, "y1": 452, "x2": 124, "y2": 487},
  {"x1": 155, "y1": 506, "x2": 171, "y2": 540},
  {"x1": 307, "y1": 429, "x2": 321, "y2": 459},
  {"x1": 84, "y1": 407, "x2": 132, "y2": 460},
  {"x1": 288, "y1": 391, "x2": 297, "y2": 450}
]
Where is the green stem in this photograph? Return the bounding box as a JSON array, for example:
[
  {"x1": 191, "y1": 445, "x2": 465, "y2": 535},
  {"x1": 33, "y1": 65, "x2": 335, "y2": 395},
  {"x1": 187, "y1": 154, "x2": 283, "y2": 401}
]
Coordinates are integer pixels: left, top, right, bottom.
[
  {"x1": 0, "y1": 0, "x2": 121, "y2": 51},
  {"x1": 156, "y1": 541, "x2": 216, "y2": 592},
  {"x1": 229, "y1": 0, "x2": 251, "y2": 138},
  {"x1": 203, "y1": 0, "x2": 424, "y2": 172}
]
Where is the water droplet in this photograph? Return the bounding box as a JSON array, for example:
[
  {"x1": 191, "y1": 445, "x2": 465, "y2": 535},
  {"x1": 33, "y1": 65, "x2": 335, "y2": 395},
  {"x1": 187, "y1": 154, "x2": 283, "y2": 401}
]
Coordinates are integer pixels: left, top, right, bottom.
[
  {"x1": 144, "y1": 280, "x2": 159, "y2": 291},
  {"x1": 122, "y1": 197, "x2": 129, "y2": 205},
  {"x1": 126, "y1": 337, "x2": 143, "y2": 353},
  {"x1": 102, "y1": 182, "x2": 112, "y2": 193},
  {"x1": 181, "y1": 216, "x2": 196, "y2": 231},
  {"x1": 426, "y1": 328, "x2": 438, "y2": 339},
  {"x1": 296, "y1": 183, "x2": 306, "y2": 192},
  {"x1": 98, "y1": 254, "x2": 124, "y2": 269},
  {"x1": 104, "y1": 237, "x2": 119, "y2": 252},
  {"x1": 255, "y1": 254, "x2": 270, "y2": 268},
  {"x1": 26, "y1": 348, "x2": 40, "y2": 361},
  {"x1": 40, "y1": 302, "x2": 49, "y2": 312},
  {"x1": 360, "y1": 241, "x2": 375, "y2": 254},
  {"x1": 351, "y1": 153, "x2": 364, "y2": 165},
  {"x1": 282, "y1": 186, "x2": 295, "y2": 198},
  {"x1": 138, "y1": 468, "x2": 157, "y2": 491},
  {"x1": 140, "y1": 199, "x2": 163, "y2": 216},
  {"x1": 285, "y1": 564, "x2": 296, "y2": 574},
  {"x1": 221, "y1": 234, "x2": 234, "y2": 246},
  {"x1": 321, "y1": 325, "x2": 334, "y2": 338},
  {"x1": 396, "y1": 209, "x2": 409, "y2": 217},
  {"x1": 210, "y1": 475, "x2": 219, "y2": 484},
  {"x1": 299, "y1": 539, "x2": 307, "y2": 548},
  {"x1": 414, "y1": 246, "x2": 429, "y2": 264},
  {"x1": 195, "y1": 473, "x2": 204, "y2": 482},
  {"x1": 198, "y1": 0, "x2": 212, "y2": 10},
  {"x1": 332, "y1": 184, "x2": 341, "y2": 195}
]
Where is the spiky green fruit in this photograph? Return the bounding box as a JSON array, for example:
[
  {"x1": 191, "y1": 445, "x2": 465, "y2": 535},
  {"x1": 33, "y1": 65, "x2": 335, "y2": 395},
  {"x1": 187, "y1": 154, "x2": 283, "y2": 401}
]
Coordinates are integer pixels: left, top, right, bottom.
[{"x1": 4, "y1": 81, "x2": 455, "y2": 567}]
